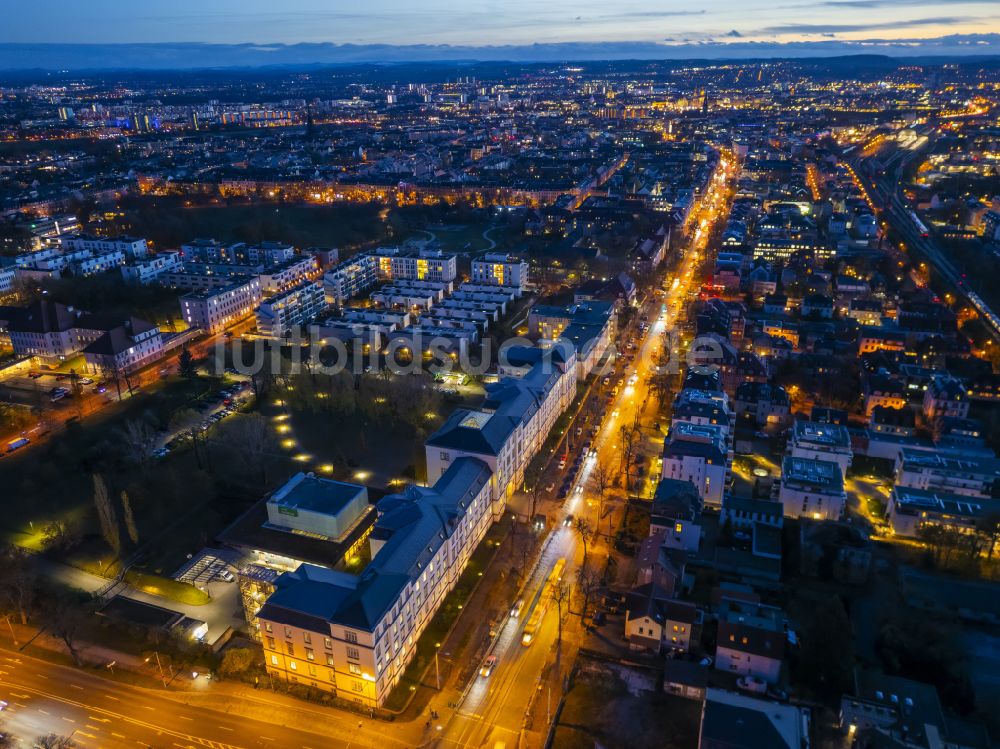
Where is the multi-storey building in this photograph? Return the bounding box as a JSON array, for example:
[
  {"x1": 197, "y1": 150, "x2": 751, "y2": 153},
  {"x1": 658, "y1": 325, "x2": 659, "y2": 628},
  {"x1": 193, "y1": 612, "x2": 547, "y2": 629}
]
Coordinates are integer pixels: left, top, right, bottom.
[
  {"x1": 471, "y1": 252, "x2": 529, "y2": 290},
  {"x1": 60, "y1": 234, "x2": 148, "y2": 259},
  {"x1": 661, "y1": 422, "x2": 728, "y2": 508},
  {"x1": 886, "y1": 486, "x2": 992, "y2": 541},
  {"x1": 370, "y1": 247, "x2": 457, "y2": 284},
  {"x1": 256, "y1": 457, "x2": 493, "y2": 707},
  {"x1": 787, "y1": 420, "x2": 852, "y2": 477},
  {"x1": 82, "y1": 318, "x2": 163, "y2": 374},
  {"x1": 255, "y1": 281, "x2": 326, "y2": 339},
  {"x1": 180, "y1": 278, "x2": 263, "y2": 334},
  {"x1": 120, "y1": 251, "x2": 184, "y2": 286},
  {"x1": 894, "y1": 449, "x2": 1000, "y2": 499},
  {"x1": 0, "y1": 300, "x2": 106, "y2": 363},
  {"x1": 260, "y1": 256, "x2": 320, "y2": 295},
  {"x1": 714, "y1": 599, "x2": 786, "y2": 684},
  {"x1": 323, "y1": 255, "x2": 379, "y2": 305},
  {"x1": 775, "y1": 456, "x2": 846, "y2": 521},
  {"x1": 426, "y1": 343, "x2": 577, "y2": 516}
]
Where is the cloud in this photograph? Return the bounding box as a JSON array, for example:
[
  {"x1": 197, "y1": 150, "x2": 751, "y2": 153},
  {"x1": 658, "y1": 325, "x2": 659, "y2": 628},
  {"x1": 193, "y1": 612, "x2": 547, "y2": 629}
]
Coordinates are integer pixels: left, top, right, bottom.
[
  {"x1": 613, "y1": 9, "x2": 707, "y2": 18},
  {"x1": 820, "y1": 0, "x2": 988, "y2": 6},
  {"x1": 759, "y1": 16, "x2": 973, "y2": 34}
]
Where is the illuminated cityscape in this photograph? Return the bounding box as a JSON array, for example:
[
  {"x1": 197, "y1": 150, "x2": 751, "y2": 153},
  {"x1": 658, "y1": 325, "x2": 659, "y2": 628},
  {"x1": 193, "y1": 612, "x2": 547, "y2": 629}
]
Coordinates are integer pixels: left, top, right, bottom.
[{"x1": 0, "y1": 6, "x2": 1000, "y2": 749}]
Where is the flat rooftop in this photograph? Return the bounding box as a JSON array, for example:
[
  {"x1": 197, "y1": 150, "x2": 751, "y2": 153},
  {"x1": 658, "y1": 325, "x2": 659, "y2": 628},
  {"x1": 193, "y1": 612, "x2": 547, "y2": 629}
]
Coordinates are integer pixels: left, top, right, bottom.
[{"x1": 268, "y1": 472, "x2": 368, "y2": 517}]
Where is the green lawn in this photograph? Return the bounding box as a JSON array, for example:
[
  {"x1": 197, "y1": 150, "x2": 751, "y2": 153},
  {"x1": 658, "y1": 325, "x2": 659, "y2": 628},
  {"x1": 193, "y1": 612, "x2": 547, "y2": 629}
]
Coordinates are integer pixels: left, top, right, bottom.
[{"x1": 413, "y1": 222, "x2": 497, "y2": 254}]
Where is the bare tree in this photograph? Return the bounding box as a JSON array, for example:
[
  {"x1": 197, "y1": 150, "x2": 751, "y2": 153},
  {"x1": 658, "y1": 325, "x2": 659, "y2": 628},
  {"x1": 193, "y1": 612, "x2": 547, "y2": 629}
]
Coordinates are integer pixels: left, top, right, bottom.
[
  {"x1": 576, "y1": 565, "x2": 602, "y2": 623},
  {"x1": 551, "y1": 579, "x2": 570, "y2": 654},
  {"x1": 0, "y1": 544, "x2": 35, "y2": 625},
  {"x1": 42, "y1": 588, "x2": 88, "y2": 667},
  {"x1": 590, "y1": 459, "x2": 615, "y2": 538},
  {"x1": 33, "y1": 735, "x2": 75, "y2": 749},
  {"x1": 92, "y1": 474, "x2": 121, "y2": 558},
  {"x1": 216, "y1": 413, "x2": 277, "y2": 483},
  {"x1": 619, "y1": 422, "x2": 641, "y2": 494},
  {"x1": 120, "y1": 491, "x2": 139, "y2": 546},
  {"x1": 117, "y1": 418, "x2": 158, "y2": 466},
  {"x1": 574, "y1": 517, "x2": 595, "y2": 569}
]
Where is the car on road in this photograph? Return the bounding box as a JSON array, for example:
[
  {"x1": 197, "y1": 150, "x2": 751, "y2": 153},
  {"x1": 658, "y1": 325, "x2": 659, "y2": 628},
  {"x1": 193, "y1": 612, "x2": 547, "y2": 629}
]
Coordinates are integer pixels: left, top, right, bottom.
[
  {"x1": 510, "y1": 599, "x2": 524, "y2": 618},
  {"x1": 152, "y1": 447, "x2": 170, "y2": 459},
  {"x1": 28, "y1": 372, "x2": 43, "y2": 379},
  {"x1": 479, "y1": 655, "x2": 497, "y2": 678},
  {"x1": 0, "y1": 699, "x2": 6, "y2": 711},
  {"x1": 611, "y1": 408, "x2": 619, "y2": 419},
  {"x1": 563, "y1": 514, "x2": 574, "y2": 527},
  {"x1": 737, "y1": 676, "x2": 768, "y2": 694}
]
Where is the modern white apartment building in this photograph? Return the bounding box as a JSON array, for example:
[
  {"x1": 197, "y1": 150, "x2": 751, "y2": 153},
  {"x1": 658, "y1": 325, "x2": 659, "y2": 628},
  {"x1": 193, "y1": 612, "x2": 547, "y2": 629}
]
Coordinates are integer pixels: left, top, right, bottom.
[
  {"x1": 60, "y1": 234, "x2": 148, "y2": 259},
  {"x1": 256, "y1": 281, "x2": 326, "y2": 339},
  {"x1": 120, "y1": 251, "x2": 184, "y2": 286},
  {"x1": 260, "y1": 256, "x2": 320, "y2": 295},
  {"x1": 775, "y1": 456, "x2": 846, "y2": 521},
  {"x1": 886, "y1": 486, "x2": 990, "y2": 540},
  {"x1": 370, "y1": 247, "x2": 457, "y2": 283},
  {"x1": 471, "y1": 252, "x2": 529, "y2": 291},
  {"x1": 323, "y1": 255, "x2": 379, "y2": 305},
  {"x1": 661, "y1": 422, "x2": 728, "y2": 508},
  {"x1": 894, "y1": 449, "x2": 1000, "y2": 499},
  {"x1": 787, "y1": 420, "x2": 852, "y2": 477},
  {"x1": 257, "y1": 456, "x2": 494, "y2": 707},
  {"x1": 180, "y1": 278, "x2": 263, "y2": 334}
]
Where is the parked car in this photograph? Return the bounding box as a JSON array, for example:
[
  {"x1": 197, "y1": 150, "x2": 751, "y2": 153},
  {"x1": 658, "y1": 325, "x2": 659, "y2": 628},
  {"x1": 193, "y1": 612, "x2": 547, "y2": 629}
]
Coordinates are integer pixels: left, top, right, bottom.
[
  {"x1": 737, "y1": 676, "x2": 768, "y2": 694},
  {"x1": 217, "y1": 569, "x2": 235, "y2": 583}
]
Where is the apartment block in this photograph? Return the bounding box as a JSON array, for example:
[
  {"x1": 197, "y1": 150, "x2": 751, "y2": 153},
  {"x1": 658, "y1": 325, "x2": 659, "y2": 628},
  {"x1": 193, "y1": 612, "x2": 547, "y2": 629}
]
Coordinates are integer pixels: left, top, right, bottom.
[
  {"x1": 894, "y1": 449, "x2": 1000, "y2": 499},
  {"x1": 775, "y1": 455, "x2": 846, "y2": 521},
  {"x1": 661, "y1": 422, "x2": 728, "y2": 508},
  {"x1": 471, "y1": 252, "x2": 529, "y2": 290},
  {"x1": 787, "y1": 420, "x2": 852, "y2": 477},
  {"x1": 255, "y1": 281, "x2": 326, "y2": 339},
  {"x1": 180, "y1": 278, "x2": 263, "y2": 334}
]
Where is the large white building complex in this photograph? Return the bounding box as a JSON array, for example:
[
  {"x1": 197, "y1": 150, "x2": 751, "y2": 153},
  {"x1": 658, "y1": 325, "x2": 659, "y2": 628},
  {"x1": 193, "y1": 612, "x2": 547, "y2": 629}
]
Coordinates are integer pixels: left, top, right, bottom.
[{"x1": 253, "y1": 340, "x2": 589, "y2": 706}]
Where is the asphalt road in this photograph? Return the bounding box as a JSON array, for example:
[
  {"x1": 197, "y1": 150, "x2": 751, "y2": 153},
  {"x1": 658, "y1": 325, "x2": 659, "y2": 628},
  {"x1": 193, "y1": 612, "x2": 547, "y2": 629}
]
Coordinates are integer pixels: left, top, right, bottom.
[
  {"x1": 433, "y1": 149, "x2": 738, "y2": 749},
  {"x1": 0, "y1": 646, "x2": 405, "y2": 749}
]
